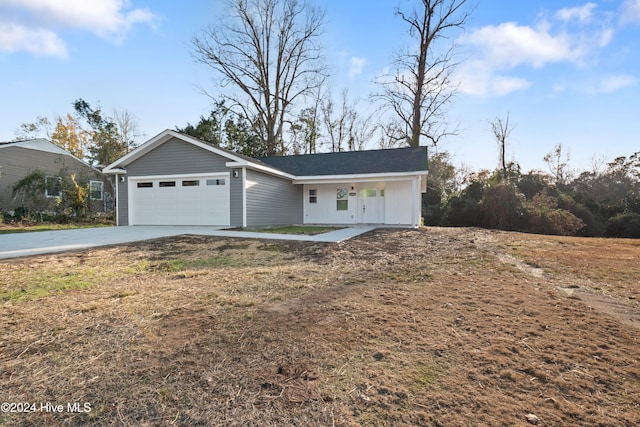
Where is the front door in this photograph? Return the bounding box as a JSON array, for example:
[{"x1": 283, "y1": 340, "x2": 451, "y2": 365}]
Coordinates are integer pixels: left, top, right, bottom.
[{"x1": 358, "y1": 188, "x2": 383, "y2": 223}]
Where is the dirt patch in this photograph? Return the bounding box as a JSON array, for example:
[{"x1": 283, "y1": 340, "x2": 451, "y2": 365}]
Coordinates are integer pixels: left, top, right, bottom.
[
  {"x1": 486, "y1": 230, "x2": 640, "y2": 330},
  {"x1": 1, "y1": 227, "x2": 639, "y2": 426}
]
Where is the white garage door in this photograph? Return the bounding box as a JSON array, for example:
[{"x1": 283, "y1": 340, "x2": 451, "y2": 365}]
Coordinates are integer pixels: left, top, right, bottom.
[{"x1": 129, "y1": 174, "x2": 230, "y2": 226}]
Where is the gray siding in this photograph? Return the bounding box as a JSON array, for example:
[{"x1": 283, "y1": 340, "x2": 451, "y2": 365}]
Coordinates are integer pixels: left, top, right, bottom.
[
  {"x1": 229, "y1": 168, "x2": 244, "y2": 227},
  {"x1": 117, "y1": 175, "x2": 129, "y2": 226},
  {"x1": 0, "y1": 146, "x2": 108, "y2": 212},
  {"x1": 126, "y1": 137, "x2": 230, "y2": 176},
  {"x1": 246, "y1": 170, "x2": 302, "y2": 226},
  {"x1": 120, "y1": 137, "x2": 241, "y2": 226}
]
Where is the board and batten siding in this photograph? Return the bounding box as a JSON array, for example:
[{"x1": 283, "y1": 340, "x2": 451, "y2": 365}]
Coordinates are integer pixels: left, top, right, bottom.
[
  {"x1": 302, "y1": 180, "x2": 418, "y2": 226},
  {"x1": 383, "y1": 180, "x2": 415, "y2": 225},
  {"x1": 125, "y1": 137, "x2": 230, "y2": 176},
  {"x1": 245, "y1": 170, "x2": 302, "y2": 226},
  {"x1": 303, "y1": 184, "x2": 357, "y2": 225}
]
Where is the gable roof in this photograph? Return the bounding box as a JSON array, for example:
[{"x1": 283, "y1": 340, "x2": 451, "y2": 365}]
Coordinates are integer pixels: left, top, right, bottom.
[
  {"x1": 104, "y1": 129, "x2": 428, "y2": 180},
  {"x1": 103, "y1": 129, "x2": 295, "y2": 179},
  {"x1": 0, "y1": 138, "x2": 100, "y2": 171},
  {"x1": 258, "y1": 146, "x2": 428, "y2": 177},
  {"x1": 104, "y1": 129, "x2": 247, "y2": 170},
  {"x1": 0, "y1": 139, "x2": 74, "y2": 157}
]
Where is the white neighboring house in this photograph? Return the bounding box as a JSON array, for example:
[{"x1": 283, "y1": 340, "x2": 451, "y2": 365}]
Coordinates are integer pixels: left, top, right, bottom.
[{"x1": 103, "y1": 130, "x2": 428, "y2": 227}]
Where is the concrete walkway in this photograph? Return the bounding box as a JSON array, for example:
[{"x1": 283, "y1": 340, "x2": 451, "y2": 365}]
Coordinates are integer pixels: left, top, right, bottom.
[{"x1": 0, "y1": 226, "x2": 375, "y2": 260}]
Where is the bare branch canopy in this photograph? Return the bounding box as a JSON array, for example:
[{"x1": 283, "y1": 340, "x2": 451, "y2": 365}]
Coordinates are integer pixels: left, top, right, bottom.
[
  {"x1": 375, "y1": 0, "x2": 470, "y2": 148},
  {"x1": 192, "y1": 0, "x2": 327, "y2": 155}
]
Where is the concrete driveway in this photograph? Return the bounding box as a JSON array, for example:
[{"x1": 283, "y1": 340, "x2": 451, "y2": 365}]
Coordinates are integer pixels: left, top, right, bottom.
[{"x1": 0, "y1": 226, "x2": 375, "y2": 260}]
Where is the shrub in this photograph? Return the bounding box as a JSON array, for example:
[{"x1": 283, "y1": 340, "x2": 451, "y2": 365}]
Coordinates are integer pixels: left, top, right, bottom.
[
  {"x1": 607, "y1": 213, "x2": 640, "y2": 238},
  {"x1": 525, "y1": 193, "x2": 585, "y2": 236},
  {"x1": 480, "y1": 183, "x2": 525, "y2": 231},
  {"x1": 442, "y1": 181, "x2": 485, "y2": 227}
]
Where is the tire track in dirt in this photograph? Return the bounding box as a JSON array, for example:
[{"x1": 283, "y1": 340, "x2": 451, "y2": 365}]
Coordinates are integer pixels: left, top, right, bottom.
[{"x1": 474, "y1": 230, "x2": 640, "y2": 329}]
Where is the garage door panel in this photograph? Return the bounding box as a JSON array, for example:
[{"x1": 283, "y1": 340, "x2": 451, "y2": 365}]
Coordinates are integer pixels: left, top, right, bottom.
[{"x1": 130, "y1": 175, "x2": 230, "y2": 226}]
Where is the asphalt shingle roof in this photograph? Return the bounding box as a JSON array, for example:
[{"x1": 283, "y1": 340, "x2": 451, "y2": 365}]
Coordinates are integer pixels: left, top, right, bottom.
[{"x1": 258, "y1": 146, "x2": 428, "y2": 176}]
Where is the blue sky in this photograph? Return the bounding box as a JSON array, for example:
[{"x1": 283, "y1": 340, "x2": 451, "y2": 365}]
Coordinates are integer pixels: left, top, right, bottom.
[{"x1": 1, "y1": 0, "x2": 639, "y2": 173}]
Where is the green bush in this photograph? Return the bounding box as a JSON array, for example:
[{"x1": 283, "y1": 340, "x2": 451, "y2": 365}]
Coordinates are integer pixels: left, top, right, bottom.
[
  {"x1": 481, "y1": 183, "x2": 525, "y2": 231},
  {"x1": 607, "y1": 213, "x2": 640, "y2": 238},
  {"x1": 442, "y1": 181, "x2": 485, "y2": 227},
  {"x1": 524, "y1": 193, "x2": 585, "y2": 236}
]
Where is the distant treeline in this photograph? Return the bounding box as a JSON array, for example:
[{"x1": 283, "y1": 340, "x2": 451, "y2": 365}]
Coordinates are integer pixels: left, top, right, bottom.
[{"x1": 424, "y1": 151, "x2": 640, "y2": 238}]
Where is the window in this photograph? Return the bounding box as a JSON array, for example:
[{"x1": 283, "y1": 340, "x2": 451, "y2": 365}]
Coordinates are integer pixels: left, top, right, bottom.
[
  {"x1": 137, "y1": 182, "x2": 153, "y2": 188},
  {"x1": 89, "y1": 180, "x2": 103, "y2": 200},
  {"x1": 336, "y1": 188, "x2": 348, "y2": 211},
  {"x1": 366, "y1": 189, "x2": 377, "y2": 197},
  {"x1": 206, "y1": 179, "x2": 225, "y2": 186},
  {"x1": 159, "y1": 181, "x2": 176, "y2": 187},
  {"x1": 182, "y1": 180, "x2": 200, "y2": 187},
  {"x1": 309, "y1": 189, "x2": 317, "y2": 203},
  {"x1": 380, "y1": 189, "x2": 385, "y2": 197},
  {"x1": 45, "y1": 176, "x2": 62, "y2": 198}
]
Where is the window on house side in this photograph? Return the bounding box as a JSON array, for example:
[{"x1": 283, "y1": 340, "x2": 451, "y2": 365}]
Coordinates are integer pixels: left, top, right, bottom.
[
  {"x1": 336, "y1": 188, "x2": 348, "y2": 211},
  {"x1": 89, "y1": 180, "x2": 103, "y2": 200},
  {"x1": 45, "y1": 176, "x2": 62, "y2": 198},
  {"x1": 309, "y1": 189, "x2": 317, "y2": 203}
]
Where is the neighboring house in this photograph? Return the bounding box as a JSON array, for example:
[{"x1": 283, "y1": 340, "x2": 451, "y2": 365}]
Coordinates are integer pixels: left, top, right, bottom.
[
  {"x1": 103, "y1": 130, "x2": 428, "y2": 228},
  {"x1": 0, "y1": 139, "x2": 111, "y2": 213}
]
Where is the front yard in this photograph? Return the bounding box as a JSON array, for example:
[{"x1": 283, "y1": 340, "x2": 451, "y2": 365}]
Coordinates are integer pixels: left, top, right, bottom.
[{"x1": 1, "y1": 228, "x2": 639, "y2": 426}]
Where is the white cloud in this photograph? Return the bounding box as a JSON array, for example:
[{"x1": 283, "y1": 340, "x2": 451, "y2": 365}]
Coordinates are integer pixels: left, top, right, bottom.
[
  {"x1": 595, "y1": 74, "x2": 639, "y2": 94},
  {"x1": 455, "y1": 60, "x2": 532, "y2": 97},
  {"x1": 457, "y1": 4, "x2": 618, "y2": 98},
  {"x1": 0, "y1": 23, "x2": 67, "y2": 57},
  {"x1": 349, "y1": 56, "x2": 367, "y2": 79},
  {"x1": 0, "y1": 0, "x2": 155, "y2": 56},
  {"x1": 621, "y1": 0, "x2": 640, "y2": 25},
  {"x1": 459, "y1": 22, "x2": 580, "y2": 70},
  {"x1": 556, "y1": 3, "x2": 597, "y2": 23}
]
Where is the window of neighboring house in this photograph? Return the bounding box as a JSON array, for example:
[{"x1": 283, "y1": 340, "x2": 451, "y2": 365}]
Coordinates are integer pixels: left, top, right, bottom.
[
  {"x1": 309, "y1": 189, "x2": 317, "y2": 203},
  {"x1": 137, "y1": 182, "x2": 153, "y2": 188},
  {"x1": 89, "y1": 180, "x2": 103, "y2": 200},
  {"x1": 45, "y1": 176, "x2": 63, "y2": 198},
  {"x1": 182, "y1": 180, "x2": 200, "y2": 187},
  {"x1": 159, "y1": 181, "x2": 176, "y2": 187},
  {"x1": 206, "y1": 179, "x2": 225, "y2": 186},
  {"x1": 336, "y1": 188, "x2": 348, "y2": 211}
]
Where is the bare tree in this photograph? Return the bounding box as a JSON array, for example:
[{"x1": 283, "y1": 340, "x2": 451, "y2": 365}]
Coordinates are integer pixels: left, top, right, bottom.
[
  {"x1": 321, "y1": 89, "x2": 356, "y2": 152},
  {"x1": 490, "y1": 112, "x2": 513, "y2": 178},
  {"x1": 544, "y1": 143, "x2": 572, "y2": 186},
  {"x1": 375, "y1": 0, "x2": 470, "y2": 147},
  {"x1": 192, "y1": 0, "x2": 327, "y2": 155},
  {"x1": 113, "y1": 108, "x2": 143, "y2": 154},
  {"x1": 15, "y1": 116, "x2": 52, "y2": 140}
]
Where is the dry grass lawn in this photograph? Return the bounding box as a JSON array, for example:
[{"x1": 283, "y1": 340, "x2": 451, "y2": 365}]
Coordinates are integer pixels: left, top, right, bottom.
[{"x1": 1, "y1": 227, "x2": 639, "y2": 426}]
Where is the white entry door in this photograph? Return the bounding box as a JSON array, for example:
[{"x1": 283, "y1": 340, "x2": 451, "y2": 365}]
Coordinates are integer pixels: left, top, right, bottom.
[{"x1": 358, "y1": 188, "x2": 383, "y2": 223}]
